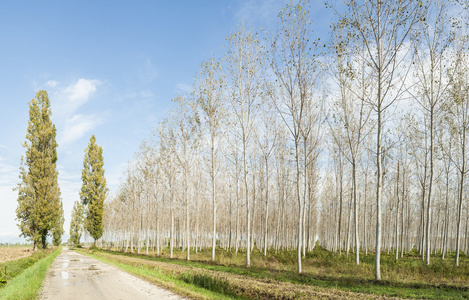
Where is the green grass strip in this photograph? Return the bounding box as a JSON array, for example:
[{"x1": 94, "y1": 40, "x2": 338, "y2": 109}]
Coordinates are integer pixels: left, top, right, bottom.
[
  {"x1": 99, "y1": 250, "x2": 469, "y2": 299},
  {"x1": 0, "y1": 251, "x2": 51, "y2": 288},
  {"x1": 77, "y1": 249, "x2": 243, "y2": 300},
  {"x1": 0, "y1": 247, "x2": 62, "y2": 300}
]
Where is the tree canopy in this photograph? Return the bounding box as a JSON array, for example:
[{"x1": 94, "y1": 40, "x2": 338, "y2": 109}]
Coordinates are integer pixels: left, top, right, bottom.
[
  {"x1": 80, "y1": 135, "x2": 108, "y2": 245},
  {"x1": 16, "y1": 90, "x2": 63, "y2": 250}
]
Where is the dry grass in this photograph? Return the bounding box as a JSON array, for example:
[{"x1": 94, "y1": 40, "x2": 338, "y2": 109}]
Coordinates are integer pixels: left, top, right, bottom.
[
  {"x1": 0, "y1": 247, "x2": 33, "y2": 263},
  {"x1": 124, "y1": 247, "x2": 469, "y2": 286},
  {"x1": 93, "y1": 251, "x2": 401, "y2": 299},
  {"x1": 0, "y1": 247, "x2": 61, "y2": 300},
  {"x1": 94, "y1": 246, "x2": 469, "y2": 299}
]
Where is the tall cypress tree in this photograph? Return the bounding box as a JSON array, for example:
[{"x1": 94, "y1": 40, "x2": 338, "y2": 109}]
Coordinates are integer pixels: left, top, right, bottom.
[
  {"x1": 16, "y1": 90, "x2": 62, "y2": 250},
  {"x1": 80, "y1": 135, "x2": 107, "y2": 246}
]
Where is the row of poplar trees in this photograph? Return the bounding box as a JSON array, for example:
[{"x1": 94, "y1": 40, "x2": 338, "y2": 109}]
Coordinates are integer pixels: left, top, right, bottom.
[
  {"x1": 101, "y1": 0, "x2": 469, "y2": 281},
  {"x1": 15, "y1": 90, "x2": 107, "y2": 249},
  {"x1": 69, "y1": 135, "x2": 108, "y2": 247}
]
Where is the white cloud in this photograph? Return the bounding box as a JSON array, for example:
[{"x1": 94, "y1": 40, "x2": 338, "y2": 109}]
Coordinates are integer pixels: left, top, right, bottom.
[
  {"x1": 49, "y1": 78, "x2": 102, "y2": 118},
  {"x1": 46, "y1": 80, "x2": 58, "y2": 88},
  {"x1": 63, "y1": 78, "x2": 100, "y2": 103},
  {"x1": 60, "y1": 114, "x2": 102, "y2": 146},
  {"x1": 0, "y1": 160, "x2": 18, "y2": 186},
  {"x1": 176, "y1": 83, "x2": 192, "y2": 94},
  {"x1": 38, "y1": 78, "x2": 104, "y2": 147},
  {"x1": 57, "y1": 79, "x2": 102, "y2": 115},
  {"x1": 235, "y1": 0, "x2": 283, "y2": 23},
  {"x1": 113, "y1": 90, "x2": 155, "y2": 103}
]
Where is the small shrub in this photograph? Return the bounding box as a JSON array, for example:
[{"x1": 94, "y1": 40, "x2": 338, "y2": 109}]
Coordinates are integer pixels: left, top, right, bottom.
[{"x1": 274, "y1": 250, "x2": 297, "y2": 265}]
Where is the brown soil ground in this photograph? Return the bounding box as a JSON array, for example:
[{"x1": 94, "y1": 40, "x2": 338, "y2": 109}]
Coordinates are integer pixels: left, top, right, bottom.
[{"x1": 0, "y1": 247, "x2": 33, "y2": 263}]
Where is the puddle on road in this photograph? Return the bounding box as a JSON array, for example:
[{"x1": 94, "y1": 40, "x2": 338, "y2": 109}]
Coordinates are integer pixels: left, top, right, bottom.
[
  {"x1": 88, "y1": 264, "x2": 98, "y2": 271},
  {"x1": 61, "y1": 271, "x2": 69, "y2": 280},
  {"x1": 62, "y1": 262, "x2": 69, "y2": 268}
]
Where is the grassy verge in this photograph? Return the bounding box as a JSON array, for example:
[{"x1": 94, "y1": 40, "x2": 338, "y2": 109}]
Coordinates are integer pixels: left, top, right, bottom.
[
  {"x1": 0, "y1": 247, "x2": 61, "y2": 300},
  {"x1": 87, "y1": 247, "x2": 469, "y2": 299},
  {"x1": 0, "y1": 249, "x2": 53, "y2": 288},
  {"x1": 81, "y1": 250, "x2": 392, "y2": 299}
]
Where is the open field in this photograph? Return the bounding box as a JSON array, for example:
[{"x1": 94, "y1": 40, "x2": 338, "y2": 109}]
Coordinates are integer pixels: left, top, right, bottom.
[
  {"x1": 0, "y1": 248, "x2": 57, "y2": 288},
  {"x1": 0, "y1": 247, "x2": 61, "y2": 299},
  {"x1": 0, "y1": 247, "x2": 33, "y2": 263},
  {"x1": 80, "y1": 246, "x2": 469, "y2": 299}
]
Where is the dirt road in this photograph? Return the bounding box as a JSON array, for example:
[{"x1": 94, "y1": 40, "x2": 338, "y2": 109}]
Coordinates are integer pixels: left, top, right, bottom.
[{"x1": 39, "y1": 247, "x2": 185, "y2": 300}]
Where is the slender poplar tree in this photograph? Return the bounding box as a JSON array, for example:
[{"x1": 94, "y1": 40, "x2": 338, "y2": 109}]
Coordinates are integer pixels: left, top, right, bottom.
[
  {"x1": 81, "y1": 135, "x2": 108, "y2": 246},
  {"x1": 52, "y1": 200, "x2": 65, "y2": 246},
  {"x1": 196, "y1": 57, "x2": 225, "y2": 262},
  {"x1": 69, "y1": 200, "x2": 85, "y2": 246},
  {"x1": 16, "y1": 90, "x2": 62, "y2": 250},
  {"x1": 342, "y1": 0, "x2": 424, "y2": 280}
]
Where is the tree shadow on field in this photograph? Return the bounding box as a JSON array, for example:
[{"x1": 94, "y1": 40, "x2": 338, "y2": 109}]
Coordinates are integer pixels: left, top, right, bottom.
[{"x1": 299, "y1": 272, "x2": 469, "y2": 290}]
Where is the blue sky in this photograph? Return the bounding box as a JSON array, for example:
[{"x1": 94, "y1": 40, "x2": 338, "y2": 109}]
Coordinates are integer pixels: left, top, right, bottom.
[{"x1": 0, "y1": 0, "x2": 332, "y2": 243}]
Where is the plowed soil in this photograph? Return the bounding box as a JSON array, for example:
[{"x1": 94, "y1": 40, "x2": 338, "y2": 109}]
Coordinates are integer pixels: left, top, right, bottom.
[{"x1": 0, "y1": 247, "x2": 33, "y2": 263}]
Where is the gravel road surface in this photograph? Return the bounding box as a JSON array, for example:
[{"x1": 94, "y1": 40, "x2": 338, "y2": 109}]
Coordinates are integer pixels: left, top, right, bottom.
[{"x1": 39, "y1": 247, "x2": 185, "y2": 300}]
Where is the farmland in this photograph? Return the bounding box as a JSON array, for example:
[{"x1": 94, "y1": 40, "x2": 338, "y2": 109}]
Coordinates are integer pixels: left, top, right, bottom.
[
  {"x1": 3, "y1": 0, "x2": 469, "y2": 299},
  {"x1": 0, "y1": 246, "x2": 33, "y2": 263},
  {"x1": 79, "y1": 246, "x2": 469, "y2": 299},
  {"x1": 0, "y1": 247, "x2": 61, "y2": 299}
]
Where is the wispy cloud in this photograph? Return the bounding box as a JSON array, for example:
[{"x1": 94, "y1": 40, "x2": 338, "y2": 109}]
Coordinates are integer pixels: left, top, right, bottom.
[
  {"x1": 139, "y1": 59, "x2": 158, "y2": 83},
  {"x1": 53, "y1": 78, "x2": 102, "y2": 117},
  {"x1": 113, "y1": 90, "x2": 155, "y2": 103},
  {"x1": 0, "y1": 159, "x2": 19, "y2": 186},
  {"x1": 46, "y1": 80, "x2": 58, "y2": 88},
  {"x1": 60, "y1": 114, "x2": 103, "y2": 146},
  {"x1": 235, "y1": 0, "x2": 284, "y2": 23},
  {"x1": 40, "y1": 78, "x2": 104, "y2": 146},
  {"x1": 176, "y1": 83, "x2": 192, "y2": 94}
]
